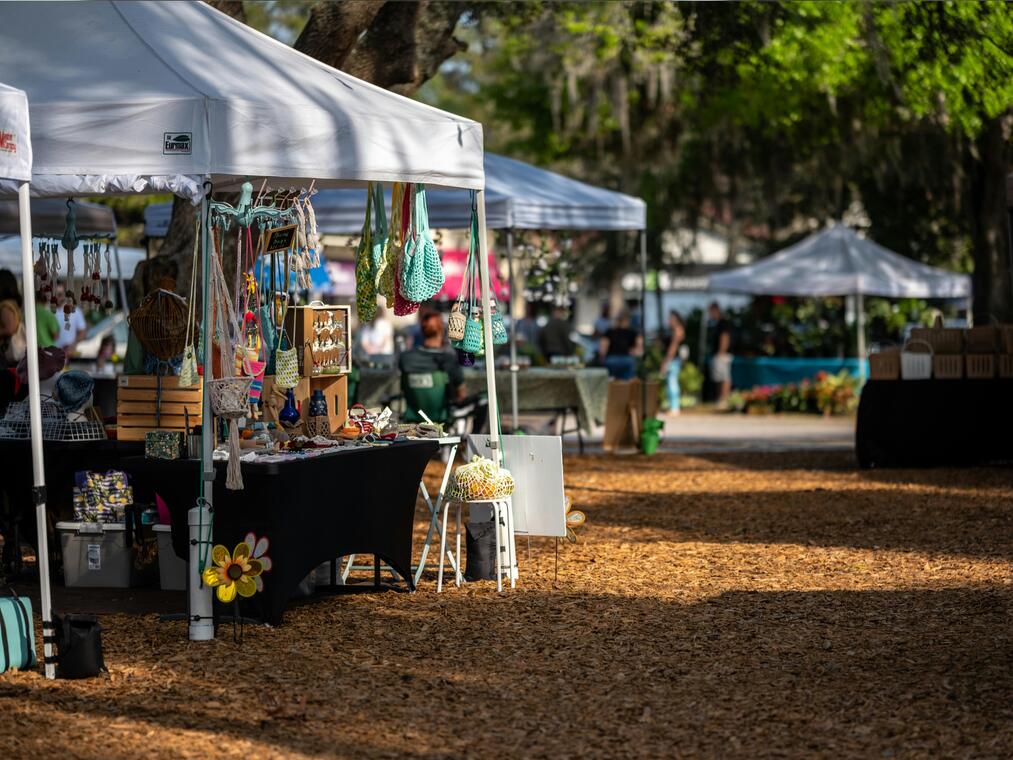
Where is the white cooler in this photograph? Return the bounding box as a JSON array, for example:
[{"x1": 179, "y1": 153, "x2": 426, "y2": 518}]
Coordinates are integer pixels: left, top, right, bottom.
[
  {"x1": 154, "y1": 524, "x2": 187, "y2": 591},
  {"x1": 56, "y1": 521, "x2": 139, "y2": 588}
]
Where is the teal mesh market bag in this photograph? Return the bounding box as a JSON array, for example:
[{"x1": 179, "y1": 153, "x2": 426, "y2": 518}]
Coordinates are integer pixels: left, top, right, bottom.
[{"x1": 400, "y1": 185, "x2": 445, "y2": 302}]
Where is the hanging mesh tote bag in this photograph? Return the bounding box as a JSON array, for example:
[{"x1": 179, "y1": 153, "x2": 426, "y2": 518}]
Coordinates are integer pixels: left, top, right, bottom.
[
  {"x1": 274, "y1": 296, "x2": 299, "y2": 389},
  {"x1": 448, "y1": 456, "x2": 515, "y2": 501},
  {"x1": 490, "y1": 299, "x2": 509, "y2": 346},
  {"x1": 392, "y1": 184, "x2": 421, "y2": 316},
  {"x1": 400, "y1": 185, "x2": 445, "y2": 302},
  {"x1": 376, "y1": 183, "x2": 403, "y2": 305},
  {"x1": 460, "y1": 207, "x2": 484, "y2": 355},
  {"x1": 178, "y1": 223, "x2": 201, "y2": 388},
  {"x1": 370, "y1": 182, "x2": 389, "y2": 280},
  {"x1": 354, "y1": 188, "x2": 377, "y2": 322}
]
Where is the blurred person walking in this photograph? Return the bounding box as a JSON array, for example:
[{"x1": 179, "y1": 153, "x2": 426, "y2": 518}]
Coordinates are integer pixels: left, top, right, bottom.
[
  {"x1": 662, "y1": 310, "x2": 685, "y2": 415},
  {"x1": 707, "y1": 301, "x2": 733, "y2": 407}
]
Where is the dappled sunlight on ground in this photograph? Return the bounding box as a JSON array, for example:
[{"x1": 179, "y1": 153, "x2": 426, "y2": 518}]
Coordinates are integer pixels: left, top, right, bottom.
[{"x1": 2, "y1": 450, "x2": 1010, "y2": 758}]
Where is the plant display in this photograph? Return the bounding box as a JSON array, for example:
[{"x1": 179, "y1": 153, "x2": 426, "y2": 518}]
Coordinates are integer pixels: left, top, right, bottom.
[{"x1": 727, "y1": 371, "x2": 859, "y2": 416}]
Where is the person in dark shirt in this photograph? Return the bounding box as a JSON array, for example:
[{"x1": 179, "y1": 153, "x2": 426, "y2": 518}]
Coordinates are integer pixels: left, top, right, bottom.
[
  {"x1": 538, "y1": 306, "x2": 576, "y2": 360},
  {"x1": 398, "y1": 308, "x2": 465, "y2": 402},
  {"x1": 598, "y1": 309, "x2": 642, "y2": 380},
  {"x1": 708, "y1": 301, "x2": 733, "y2": 406}
]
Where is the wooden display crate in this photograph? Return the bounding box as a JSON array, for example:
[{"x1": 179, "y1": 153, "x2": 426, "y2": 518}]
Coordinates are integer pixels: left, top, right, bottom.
[
  {"x1": 999, "y1": 354, "x2": 1013, "y2": 379},
  {"x1": 261, "y1": 374, "x2": 348, "y2": 433},
  {"x1": 283, "y1": 303, "x2": 352, "y2": 378},
  {"x1": 932, "y1": 354, "x2": 962, "y2": 380},
  {"x1": 868, "y1": 348, "x2": 900, "y2": 380},
  {"x1": 965, "y1": 326, "x2": 999, "y2": 354},
  {"x1": 966, "y1": 354, "x2": 995, "y2": 379},
  {"x1": 909, "y1": 326, "x2": 963, "y2": 355},
  {"x1": 116, "y1": 375, "x2": 202, "y2": 442}
]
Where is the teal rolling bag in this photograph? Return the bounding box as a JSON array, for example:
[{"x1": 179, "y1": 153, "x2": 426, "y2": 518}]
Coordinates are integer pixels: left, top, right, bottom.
[{"x1": 0, "y1": 588, "x2": 36, "y2": 672}]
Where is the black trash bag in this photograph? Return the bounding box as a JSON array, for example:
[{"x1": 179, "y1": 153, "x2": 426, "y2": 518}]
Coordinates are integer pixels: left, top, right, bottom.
[
  {"x1": 465, "y1": 520, "x2": 497, "y2": 581},
  {"x1": 53, "y1": 613, "x2": 106, "y2": 679}
]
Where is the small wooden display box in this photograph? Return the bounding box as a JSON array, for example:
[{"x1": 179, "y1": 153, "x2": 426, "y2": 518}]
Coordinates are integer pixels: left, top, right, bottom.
[
  {"x1": 284, "y1": 303, "x2": 352, "y2": 377},
  {"x1": 116, "y1": 375, "x2": 202, "y2": 442},
  {"x1": 261, "y1": 374, "x2": 348, "y2": 433}
]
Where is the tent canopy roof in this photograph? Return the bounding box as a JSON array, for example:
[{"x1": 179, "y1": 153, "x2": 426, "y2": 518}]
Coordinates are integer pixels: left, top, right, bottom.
[
  {"x1": 708, "y1": 225, "x2": 971, "y2": 299},
  {"x1": 0, "y1": 1, "x2": 484, "y2": 200},
  {"x1": 0, "y1": 82, "x2": 31, "y2": 183},
  {"x1": 226, "y1": 153, "x2": 646, "y2": 234}
]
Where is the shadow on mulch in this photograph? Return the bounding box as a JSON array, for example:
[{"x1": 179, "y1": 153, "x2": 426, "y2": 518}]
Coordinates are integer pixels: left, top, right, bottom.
[{"x1": 1, "y1": 587, "x2": 1010, "y2": 758}]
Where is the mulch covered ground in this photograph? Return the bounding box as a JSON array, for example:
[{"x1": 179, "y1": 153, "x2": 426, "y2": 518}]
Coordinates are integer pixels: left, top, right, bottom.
[{"x1": 2, "y1": 450, "x2": 1011, "y2": 759}]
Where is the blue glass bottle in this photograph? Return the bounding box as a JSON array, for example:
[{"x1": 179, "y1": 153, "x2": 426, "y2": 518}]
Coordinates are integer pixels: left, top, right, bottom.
[{"x1": 279, "y1": 389, "x2": 301, "y2": 426}]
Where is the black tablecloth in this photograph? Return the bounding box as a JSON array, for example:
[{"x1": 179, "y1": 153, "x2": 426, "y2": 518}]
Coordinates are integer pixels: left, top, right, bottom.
[
  {"x1": 121, "y1": 439, "x2": 437, "y2": 625},
  {"x1": 856, "y1": 379, "x2": 1013, "y2": 468}
]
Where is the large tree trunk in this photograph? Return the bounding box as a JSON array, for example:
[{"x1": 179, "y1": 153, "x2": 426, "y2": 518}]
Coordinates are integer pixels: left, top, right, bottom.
[
  {"x1": 969, "y1": 116, "x2": 1012, "y2": 323},
  {"x1": 144, "y1": 0, "x2": 468, "y2": 302}
]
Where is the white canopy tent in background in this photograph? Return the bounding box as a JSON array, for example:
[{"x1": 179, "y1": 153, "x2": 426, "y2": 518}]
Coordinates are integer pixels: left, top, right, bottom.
[
  {"x1": 708, "y1": 224, "x2": 973, "y2": 377},
  {"x1": 0, "y1": 81, "x2": 56, "y2": 678},
  {"x1": 0, "y1": 0, "x2": 495, "y2": 654},
  {"x1": 244, "y1": 153, "x2": 648, "y2": 426}
]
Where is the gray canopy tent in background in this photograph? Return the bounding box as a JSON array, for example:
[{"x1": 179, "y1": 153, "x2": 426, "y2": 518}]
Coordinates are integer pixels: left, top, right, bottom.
[
  {"x1": 1, "y1": 0, "x2": 488, "y2": 654},
  {"x1": 235, "y1": 152, "x2": 648, "y2": 428},
  {"x1": 708, "y1": 224, "x2": 973, "y2": 379}
]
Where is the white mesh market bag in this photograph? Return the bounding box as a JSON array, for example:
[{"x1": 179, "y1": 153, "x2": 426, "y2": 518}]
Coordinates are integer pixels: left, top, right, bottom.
[{"x1": 448, "y1": 456, "x2": 515, "y2": 501}]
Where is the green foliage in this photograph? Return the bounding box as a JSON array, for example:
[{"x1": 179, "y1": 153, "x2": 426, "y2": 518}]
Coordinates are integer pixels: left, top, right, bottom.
[
  {"x1": 678, "y1": 360, "x2": 703, "y2": 399},
  {"x1": 423, "y1": 0, "x2": 1013, "y2": 299}
]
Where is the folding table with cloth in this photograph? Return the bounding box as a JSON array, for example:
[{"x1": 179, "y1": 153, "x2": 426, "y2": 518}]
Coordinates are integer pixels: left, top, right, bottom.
[{"x1": 120, "y1": 439, "x2": 437, "y2": 626}]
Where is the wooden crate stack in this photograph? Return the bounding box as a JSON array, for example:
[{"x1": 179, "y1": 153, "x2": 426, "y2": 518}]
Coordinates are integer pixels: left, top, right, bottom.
[
  {"x1": 116, "y1": 375, "x2": 202, "y2": 442},
  {"x1": 965, "y1": 325, "x2": 999, "y2": 379},
  {"x1": 910, "y1": 319, "x2": 963, "y2": 379}
]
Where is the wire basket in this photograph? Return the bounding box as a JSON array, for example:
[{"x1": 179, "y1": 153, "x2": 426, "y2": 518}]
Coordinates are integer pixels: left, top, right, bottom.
[
  {"x1": 207, "y1": 376, "x2": 253, "y2": 419},
  {"x1": 128, "y1": 288, "x2": 189, "y2": 360},
  {"x1": 0, "y1": 397, "x2": 108, "y2": 442}
]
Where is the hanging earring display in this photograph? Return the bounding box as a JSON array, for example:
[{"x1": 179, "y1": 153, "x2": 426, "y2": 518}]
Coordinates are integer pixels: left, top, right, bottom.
[
  {"x1": 103, "y1": 242, "x2": 114, "y2": 313},
  {"x1": 48, "y1": 241, "x2": 61, "y2": 313},
  {"x1": 305, "y1": 196, "x2": 320, "y2": 268}
]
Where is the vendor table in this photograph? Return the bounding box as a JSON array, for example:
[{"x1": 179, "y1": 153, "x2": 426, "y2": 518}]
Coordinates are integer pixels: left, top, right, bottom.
[
  {"x1": 855, "y1": 378, "x2": 1013, "y2": 468},
  {"x1": 121, "y1": 439, "x2": 437, "y2": 625},
  {"x1": 357, "y1": 367, "x2": 608, "y2": 434}
]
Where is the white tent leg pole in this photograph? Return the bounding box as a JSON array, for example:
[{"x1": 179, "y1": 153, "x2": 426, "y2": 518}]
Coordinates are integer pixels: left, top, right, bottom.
[
  {"x1": 476, "y1": 190, "x2": 502, "y2": 464},
  {"x1": 856, "y1": 292, "x2": 866, "y2": 385},
  {"x1": 639, "y1": 230, "x2": 648, "y2": 413},
  {"x1": 966, "y1": 296, "x2": 973, "y2": 327},
  {"x1": 113, "y1": 240, "x2": 128, "y2": 313},
  {"x1": 189, "y1": 195, "x2": 213, "y2": 642},
  {"x1": 506, "y1": 229, "x2": 519, "y2": 430},
  {"x1": 19, "y1": 182, "x2": 55, "y2": 679}
]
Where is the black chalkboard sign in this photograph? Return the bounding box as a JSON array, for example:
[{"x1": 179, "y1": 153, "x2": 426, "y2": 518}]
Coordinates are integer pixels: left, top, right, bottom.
[{"x1": 264, "y1": 224, "x2": 297, "y2": 253}]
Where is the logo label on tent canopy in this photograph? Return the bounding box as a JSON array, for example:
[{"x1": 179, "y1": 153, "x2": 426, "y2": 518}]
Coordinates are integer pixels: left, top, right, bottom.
[
  {"x1": 163, "y1": 132, "x2": 192, "y2": 155},
  {"x1": 0, "y1": 130, "x2": 16, "y2": 154}
]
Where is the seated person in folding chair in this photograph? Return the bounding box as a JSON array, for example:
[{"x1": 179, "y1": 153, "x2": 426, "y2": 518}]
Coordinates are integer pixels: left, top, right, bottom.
[{"x1": 398, "y1": 308, "x2": 487, "y2": 436}]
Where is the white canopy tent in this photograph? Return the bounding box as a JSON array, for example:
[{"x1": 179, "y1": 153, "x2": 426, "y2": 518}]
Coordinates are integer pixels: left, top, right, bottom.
[
  {"x1": 0, "y1": 1, "x2": 483, "y2": 199},
  {"x1": 239, "y1": 153, "x2": 647, "y2": 426},
  {"x1": 0, "y1": 0, "x2": 496, "y2": 653},
  {"x1": 708, "y1": 224, "x2": 973, "y2": 378},
  {"x1": 0, "y1": 81, "x2": 56, "y2": 678}
]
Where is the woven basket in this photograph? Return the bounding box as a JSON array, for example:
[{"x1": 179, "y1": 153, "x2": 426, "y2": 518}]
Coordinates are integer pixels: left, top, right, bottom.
[
  {"x1": 868, "y1": 348, "x2": 900, "y2": 380},
  {"x1": 128, "y1": 288, "x2": 189, "y2": 360},
  {"x1": 207, "y1": 376, "x2": 253, "y2": 419},
  {"x1": 966, "y1": 354, "x2": 995, "y2": 379},
  {"x1": 305, "y1": 416, "x2": 331, "y2": 438},
  {"x1": 965, "y1": 325, "x2": 999, "y2": 354},
  {"x1": 900, "y1": 339, "x2": 932, "y2": 380},
  {"x1": 910, "y1": 319, "x2": 963, "y2": 355},
  {"x1": 932, "y1": 354, "x2": 963, "y2": 380}
]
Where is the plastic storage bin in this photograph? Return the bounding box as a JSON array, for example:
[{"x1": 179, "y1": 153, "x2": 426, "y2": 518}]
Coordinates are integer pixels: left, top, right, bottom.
[
  {"x1": 154, "y1": 524, "x2": 186, "y2": 591},
  {"x1": 56, "y1": 522, "x2": 139, "y2": 588},
  {"x1": 900, "y1": 340, "x2": 933, "y2": 380}
]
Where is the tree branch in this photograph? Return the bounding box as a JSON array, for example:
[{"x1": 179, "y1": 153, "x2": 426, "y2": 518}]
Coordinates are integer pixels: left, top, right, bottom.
[{"x1": 294, "y1": 1, "x2": 386, "y2": 69}]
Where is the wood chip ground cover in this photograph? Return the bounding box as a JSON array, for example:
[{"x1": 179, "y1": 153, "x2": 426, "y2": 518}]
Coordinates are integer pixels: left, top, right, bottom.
[{"x1": 1, "y1": 450, "x2": 1010, "y2": 758}]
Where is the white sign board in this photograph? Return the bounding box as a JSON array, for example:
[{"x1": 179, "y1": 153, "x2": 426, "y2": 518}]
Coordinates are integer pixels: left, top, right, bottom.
[{"x1": 467, "y1": 435, "x2": 566, "y2": 538}]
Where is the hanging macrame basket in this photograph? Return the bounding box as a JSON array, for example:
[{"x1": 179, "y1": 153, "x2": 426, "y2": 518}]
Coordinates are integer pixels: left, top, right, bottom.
[
  {"x1": 128, "y1": 288, "x2": 189, "y2": 360},
  {"x1": 208, "y1": 376, "x2": 253, "y2": 419}
]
